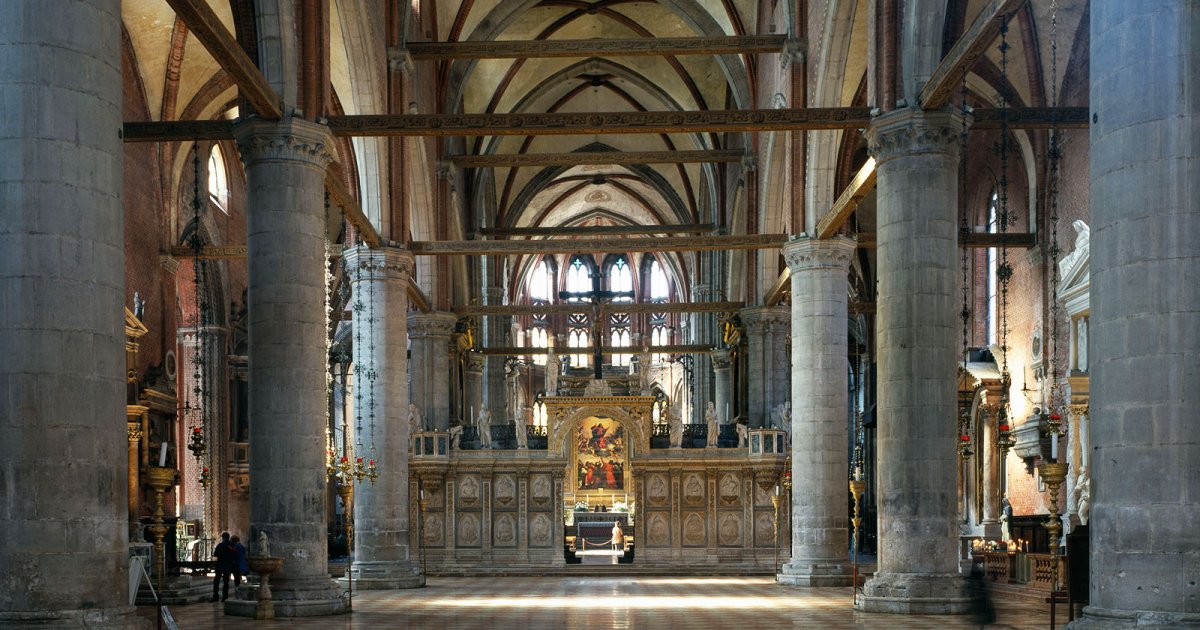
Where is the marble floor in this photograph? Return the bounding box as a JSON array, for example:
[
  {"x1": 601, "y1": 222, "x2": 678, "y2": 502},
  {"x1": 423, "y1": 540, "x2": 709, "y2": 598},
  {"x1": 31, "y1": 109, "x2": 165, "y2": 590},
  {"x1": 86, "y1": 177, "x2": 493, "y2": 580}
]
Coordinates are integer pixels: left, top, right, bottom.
[{"x1": 140, "y1": 576, "x2": 1071, "y2": 629}]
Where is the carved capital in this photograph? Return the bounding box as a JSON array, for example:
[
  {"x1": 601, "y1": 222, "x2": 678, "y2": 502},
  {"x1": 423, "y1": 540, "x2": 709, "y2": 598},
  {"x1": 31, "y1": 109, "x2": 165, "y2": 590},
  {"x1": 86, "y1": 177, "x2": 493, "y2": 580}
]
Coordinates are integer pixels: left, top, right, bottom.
[
  {"x1": 466, "y1": 351, "x2": 486, "y2": 372},
  {"x1": 344, "y1": 245, "x2": 415, "y2": 283},
  {"x1": 407, "y1": 311, "x2": 458, "y2": 338},
  {"x1": 388, "y1": 47, "x2": 416, "y2": 75},
  {"x1": 782, "y1": 236, "x2": 856, "y2": 274},
  {"x1": 158, "y1": 255, "x2": 180, "y2": 275},
  {"x1": 232, "y1": 119, "x2": 334, "y2": 168},
  {"x1": 865, "y1": 108, "x2": 965, "y2": 166},
  {"x1": 739, "y1": 306, "x2": 789, "y2": 334},
  {"x1": 127, "y1": 422, "x2": 143, "y2": 442},
  {"x1": 711, "y1": 348, "x2": 733, "y2": 370},
  {"x1": 780, "y1": 38, "x2": 806, "y2": 68}
]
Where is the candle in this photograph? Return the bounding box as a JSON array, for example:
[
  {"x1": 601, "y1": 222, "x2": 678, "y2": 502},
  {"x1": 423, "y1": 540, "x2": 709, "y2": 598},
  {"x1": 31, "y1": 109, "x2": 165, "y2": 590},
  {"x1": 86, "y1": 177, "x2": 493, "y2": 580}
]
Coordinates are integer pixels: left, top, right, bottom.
[
  {"x1": 158, "y1": 442, "x2": 168, "y2": 467},
  {"x1": 1051, "y1": 434, "x2": 1058, "y2": 460},
  {"x1": 854, "y1": 465, "x2": 862, "y2": 481},
  {"x1": 419, "y1": 489, "x2": 425, "y2": 500},
  {"x1": 774, "y1": 484, "x2": 780, "y2": 496}
]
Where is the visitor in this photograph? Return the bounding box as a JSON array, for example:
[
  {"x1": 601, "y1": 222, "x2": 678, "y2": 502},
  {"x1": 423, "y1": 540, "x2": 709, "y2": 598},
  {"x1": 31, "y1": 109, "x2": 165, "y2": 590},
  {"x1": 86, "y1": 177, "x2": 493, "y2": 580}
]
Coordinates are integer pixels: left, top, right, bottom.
[
  {"x1": 611, "y1": 522, "x2": 624, "y2": 552},
  {"x1": 231, "y1": 535, "x2": 249, "y2": 589},
  {"x1": 211, "y1": 532, "x2": 236, "y2": 602}
]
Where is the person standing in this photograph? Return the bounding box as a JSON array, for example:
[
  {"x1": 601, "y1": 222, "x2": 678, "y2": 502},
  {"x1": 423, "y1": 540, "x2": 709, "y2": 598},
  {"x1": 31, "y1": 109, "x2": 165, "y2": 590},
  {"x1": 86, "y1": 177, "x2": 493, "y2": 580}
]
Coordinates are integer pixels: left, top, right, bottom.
[
  {"x1": 211, "y1": 532, "x2": 236, "y2": 602},
  {"x1": 611, "y1": 522, "x2": 624, "y2": 552},
  {"x1": 231, "y1": 535, "x2": 249, "y2": 588}
]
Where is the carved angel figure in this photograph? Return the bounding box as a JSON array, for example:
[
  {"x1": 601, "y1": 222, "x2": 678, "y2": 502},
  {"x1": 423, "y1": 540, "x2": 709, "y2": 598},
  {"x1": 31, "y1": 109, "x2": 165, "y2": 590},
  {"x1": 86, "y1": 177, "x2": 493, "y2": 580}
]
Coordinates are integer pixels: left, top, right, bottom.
[
  {"x1": 477, "y1": 409, "x2": 492, "y2": 449},
  {"x1": 448, "y1": 424, "x2": 464, "y2": 450},
  {"x1": 705, "y1": 402, "x2": 719, "y2": 448}
]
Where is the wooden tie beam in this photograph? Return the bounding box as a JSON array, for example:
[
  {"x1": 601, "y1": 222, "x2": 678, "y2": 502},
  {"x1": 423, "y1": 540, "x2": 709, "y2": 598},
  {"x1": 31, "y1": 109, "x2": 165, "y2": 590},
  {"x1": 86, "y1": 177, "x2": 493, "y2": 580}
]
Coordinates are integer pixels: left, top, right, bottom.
[
  {"x1": 477, "y1": 344, "x2": 712, "y2": 356},
  {"x1": 407, "y1": 36, "x2": 788, "y2": 60},
  {"x1": 455, "y1": 302, "x2": 742, "y2": 317},
  {"x1": 479, "y1": 224, "x2": 715, "y2": 237},
  {"x1": 451, "y1": 150, "x2": 744, "y2": 168},
  {"x1": 121, "y1": 107, "x2": 1087, "y2": 142},
  {"x1": 162, "y1": 0, "x2": 281, "y2": 119},
  {"x1": 920, "y1": 0, "x2": 1027, "y2": 109},
  {"x1": 408, "y1": 234, "x2": 788, "y2": 256},
  {"x1": 815, "y1": 159, "x2": 877, "y2": 238}
]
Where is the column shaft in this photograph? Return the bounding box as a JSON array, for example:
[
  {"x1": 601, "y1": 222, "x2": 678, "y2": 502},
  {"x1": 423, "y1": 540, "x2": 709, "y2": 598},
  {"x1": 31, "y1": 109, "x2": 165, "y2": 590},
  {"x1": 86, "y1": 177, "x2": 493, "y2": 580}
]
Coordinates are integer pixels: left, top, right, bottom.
[
  {"x1": 0, "y1": 1, "x2": 138, "y2": 625},
  {"x1": 408, "y1": 312, "x2": 457, "y2": 431},
  {"x1": 741, "y1": 307, "x2": 790, "y2": 428},
  {"x1": 711, "y1": 349, "x2": 733, "y2": 425},
  {"x1": 777, "y1": 237, "x2": 854, "y2": 587},
  {"x1": 345, "y1": 246, "x2": 424, "y2": 589},
  {"x1": 235, "y1": 119, "x2": 345, "y2": 615},
  {"x1": 859, "y1": 109, "x2": 970, "y2": 614},
  {"x1": 1073, "y1": 3, "x2": 1200, "y2": 627}
]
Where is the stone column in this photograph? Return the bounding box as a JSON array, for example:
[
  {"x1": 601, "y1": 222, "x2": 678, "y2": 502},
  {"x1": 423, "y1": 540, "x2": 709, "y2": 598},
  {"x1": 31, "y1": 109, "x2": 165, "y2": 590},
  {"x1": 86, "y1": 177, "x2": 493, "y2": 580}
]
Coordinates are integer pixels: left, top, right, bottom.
[
  {"x1": 858, "y1": 109, "x2": 969, "y2": 614},
  {"x1": 233, "y1": 119, "x2": 345, "y2": 616},
  {"x1": 1072, "y1": 3, "x2": 1200, "y2": 627},
  {"x1": 776, "y1": 237, "x2": 855, "y2": 587},
  {"x1": 980, "y1": 389, "x2": 1000, "y2": 536},
  {"x1": 408, "y1": 312, "x2": 457, "y2": 431},
  {"x1": 711, "y1": 349, "x2": 733, "y2": 425},
  {"x1": 690, "y1": 283, "x2": 716, "y2": 423},
  {"x1": 0, "y1": 2, "x2": 139, "y2": 625},
  {"x1": 741, "y1": 307, "x2": 790, "y2": 428},
  {"x1": 344, "y1": 246, "x2": 424, "y2": 589},
  {"x1": 482, "y1": 287, "x2": 509, "y2": 421}
]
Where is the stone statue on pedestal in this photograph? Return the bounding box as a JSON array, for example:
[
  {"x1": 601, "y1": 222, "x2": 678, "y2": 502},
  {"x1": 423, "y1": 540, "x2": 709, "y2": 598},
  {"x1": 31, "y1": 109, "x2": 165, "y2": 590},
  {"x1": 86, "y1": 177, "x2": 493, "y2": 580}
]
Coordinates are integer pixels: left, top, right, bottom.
[
  {"x1": 408, "y1": 403, "x2": 424, "y2": 436},
  {"x1": 448, "y1": 424, "x2": 463, "y2": 450},
  {"x1": 1074, "y1": 466, "x2": 1091, "y2": 525},
  {"x1": 735, "y1": 421, "x2": 748, "y2": 448},
  {"x1": 705, "y1": 402, "x2": 719, "y2": 448},
  {"x1": 1000, "y1": 494, "x2": 1012, "y2": 541},
  {"x1": 257, "y1": 531, "x2": 271, "y2": 557},
  {"x1": 477, "y1": 409, "x2": 492, "y2": 449},
  {"x1": 515, "y1": 407, "x2": 529, "y2": 450},
  {"x1": 668, "y1": 404, "x2": 683, "y2": 449}
]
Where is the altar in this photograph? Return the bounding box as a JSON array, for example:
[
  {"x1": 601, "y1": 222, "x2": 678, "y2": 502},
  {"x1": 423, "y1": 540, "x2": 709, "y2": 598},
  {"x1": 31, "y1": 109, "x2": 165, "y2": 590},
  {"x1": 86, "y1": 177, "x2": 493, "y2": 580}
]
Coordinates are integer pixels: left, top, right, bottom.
[{"x1": 407, "y1": 390, "x2": 790, "y2": 574}]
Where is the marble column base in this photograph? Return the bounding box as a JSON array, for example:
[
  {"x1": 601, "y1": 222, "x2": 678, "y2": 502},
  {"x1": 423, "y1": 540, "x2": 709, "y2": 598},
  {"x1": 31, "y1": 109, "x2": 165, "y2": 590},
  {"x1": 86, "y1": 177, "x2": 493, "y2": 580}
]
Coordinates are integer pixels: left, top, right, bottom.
[
  {"x1": 1066, "y1": 606, "x2": 1200, "y2": 629},
  {"x1": 0, "y1": 607, "x2": 149, "y2": 629},
  {"x1": 857, "y1": 572, "x2": 971, "y2": 614},
  {"x1": 345, "y1": 560, "x2": 426, "y2": 590},
  {"x1": 224, "y1": 576, "x2": 346, "y2": 618},
  {"x1": 777, "y1": 559, "x2": 852, "y2": 586}
]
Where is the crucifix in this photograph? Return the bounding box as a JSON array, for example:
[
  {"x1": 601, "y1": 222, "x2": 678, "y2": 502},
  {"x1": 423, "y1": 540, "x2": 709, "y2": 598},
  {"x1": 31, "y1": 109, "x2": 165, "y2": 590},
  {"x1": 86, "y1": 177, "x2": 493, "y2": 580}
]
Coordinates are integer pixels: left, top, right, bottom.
[{"x1": 558, "y1": 270, "x2": 634, "y2": 380}]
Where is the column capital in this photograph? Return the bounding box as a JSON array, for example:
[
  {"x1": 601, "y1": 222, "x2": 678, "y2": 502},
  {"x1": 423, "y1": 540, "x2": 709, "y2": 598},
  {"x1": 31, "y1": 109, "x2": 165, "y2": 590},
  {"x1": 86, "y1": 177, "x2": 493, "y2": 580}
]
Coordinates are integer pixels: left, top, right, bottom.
[
  {"x1": 407, "y1": 311, "x2": 458, "y2": 338},
  {"x1": 782, "y1": 236, "x2": 856, "y2": 273},
  {"x1": 344, "y1": 245, "x2": 415, "y2": 283},
  {"x1": 711, "y1": 348, "x2": 733, "y2": 370},
  {"x1": 691, "y1": 283, "x2": 714, "y2": 300},
  {"x1": 466, "y1": 351, "x2": 485, "y2": 372},
  {"x1": 232, "y1": 118, "x2": 335, "y2": 168},
  {"x1": 865, "y1": 108, "x2": 965, "y2": 166},
  {"x1": 739, "y1": 306, "x2": 789, "y2": 333}
]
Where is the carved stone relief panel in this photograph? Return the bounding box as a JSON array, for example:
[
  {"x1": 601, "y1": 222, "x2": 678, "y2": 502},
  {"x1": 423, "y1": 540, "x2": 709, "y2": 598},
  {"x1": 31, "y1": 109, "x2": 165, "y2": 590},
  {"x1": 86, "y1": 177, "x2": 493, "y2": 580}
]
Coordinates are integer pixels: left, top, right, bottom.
[
  {"x1": 458, "y1": 475, "x2": 481, "y2": 508},
  {"x1": 753, "y1": 479, "x2": 774, "y2": 507},
  {"x1": 682, "y1": 473, "x2": 705, "y2": 506},
  {"x1": 646, "y1": 512, "x2": 670, "y2": 547},
  {"x1": 754, "y1": 511, "x2": 775, "y2": 547},
  {"x1": 423, "y1": 513, "x2": 444, "y2": 547},
  {"x1": 647, "y1": 474, "x2": 670, "y2": 507},
  {"x1": 719, "y1": 473, "x2": 741, "y2": 507},
  {"x1": 682, "y1": 512, "x2": 706, "y2": 547},
  {"x1": 458, "y1": 512, "x2": 481, "y2": 547},
  {"x1": 494, "y1": 474, "x2": 517, "y2": 508},
  {"x1": 529, "y1": 512, "x2": 553, "y2": 547},
  {"x1": 493, "y1": 513, "x2": 517, "y2": 547},
  {"x1": 718, "y1": 512, "x2": 742, "y2": 547},
  {"x1": 530, "y1": 474, "x2": 552, "y2": 508}
]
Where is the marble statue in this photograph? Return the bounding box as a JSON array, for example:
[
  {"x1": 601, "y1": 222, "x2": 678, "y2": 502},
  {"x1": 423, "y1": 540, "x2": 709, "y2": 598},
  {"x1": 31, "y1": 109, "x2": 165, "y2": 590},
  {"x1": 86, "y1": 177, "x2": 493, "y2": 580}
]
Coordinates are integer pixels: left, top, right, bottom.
[
  {"x1": 477, "y1": 409, "x2": 492, "y2": 449},
  {"x1": 257, "y1": 531, "x2": 271, "y2": 557},
  {"x1": 668, "y1": 404, "x2": 683, "y2": 449},
  {"x1": 1074, "y1": 466, "x2": 1091, "y2": 525},
  {"x1": 546, "y1": 351, "x2": 559, "y2": 395},
  {"x1": 448, "y1": 424, "x2": 463, "y2": 450},
  {"x1": 1000, "y1": 494, "x2": 1012, "y2": 542},
  {"x1": 705, "y1": 402, "x2": 719, "y2": 448},
  {"x1": 735, "y1": 421, "x2": 748, "y2": 448},
  {"x1": 1076, "y1": 317, "x2": 1089, "y2": 371},
  {"x1": 408, "y1": 403, "x2": 424, "y2": 436},
  {"x1": 515, "y1": 407, "x2": 530, "y2": 450},
  {"x1": 771, "y1": 401, "x2": 792, "y2": 445}
]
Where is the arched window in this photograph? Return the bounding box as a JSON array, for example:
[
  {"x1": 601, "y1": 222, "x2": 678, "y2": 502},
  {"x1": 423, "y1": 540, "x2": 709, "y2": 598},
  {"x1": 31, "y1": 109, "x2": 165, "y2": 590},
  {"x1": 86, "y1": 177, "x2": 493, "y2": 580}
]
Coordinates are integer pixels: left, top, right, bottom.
[
  {"x1": 986, "y1": 191, "x2": 999, "y2": 346},
  {"x1": 568, "y1": 314, "x2": 589, "y2": 367},
  {"x1": 529, "y1": 259, "x2": 553, "y2": 302},
  {"x1": 530, "y1": 324, "x2": 549, "y2": 366},
  {"x1": 607, "y1": 256, "x2": 634, "y2": 300},
  {"x1": 207, "y1": 144, "x2": 229, "y2": 212},
  {"x1": 648, "y1": 258, "x2": 669, "y2": 301},
  {"x1": 533, "y1": 400, "x2": 548, "y2": 428},
  {"x1": 564, "y1": 256, "x2": 593, "y2": 301},
  {"x1": 610, "y1": 313, "x2": 631, "y2": 366}
]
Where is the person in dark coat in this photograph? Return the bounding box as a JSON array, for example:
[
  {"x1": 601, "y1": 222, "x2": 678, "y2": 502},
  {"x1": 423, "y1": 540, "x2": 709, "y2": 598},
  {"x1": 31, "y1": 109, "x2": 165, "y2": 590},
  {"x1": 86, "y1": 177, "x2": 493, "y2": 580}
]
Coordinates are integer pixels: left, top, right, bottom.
[
  {"x1": 211, "y1": 532, "x2": 236, "y2": 602},
  {"x1": 231, "y1": 535, "x2": 249, "y2": 588},
  {"x1": 967, "y1": 562, "x2": 996, "y2": 627}
]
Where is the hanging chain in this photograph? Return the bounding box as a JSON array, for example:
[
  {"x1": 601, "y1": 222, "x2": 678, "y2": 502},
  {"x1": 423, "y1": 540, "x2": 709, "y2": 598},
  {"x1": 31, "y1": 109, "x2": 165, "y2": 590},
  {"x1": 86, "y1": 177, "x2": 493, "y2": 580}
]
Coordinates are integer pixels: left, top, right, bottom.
[
  {"x1": 364, "y1": 246, "x2": 379, "y2": 483},
  {"x1": 996, "y1": 14, "x2": 1016, "y2": 454},
  {"x1": 1045, "y1": 0, "x2": 1066, "y2": 440},
  {"x1": 349, "y1": 250, "x2": 365, "y2": 481},
  {"x1": 958, "y1": 75, "x2": 974, "y2": 460}
]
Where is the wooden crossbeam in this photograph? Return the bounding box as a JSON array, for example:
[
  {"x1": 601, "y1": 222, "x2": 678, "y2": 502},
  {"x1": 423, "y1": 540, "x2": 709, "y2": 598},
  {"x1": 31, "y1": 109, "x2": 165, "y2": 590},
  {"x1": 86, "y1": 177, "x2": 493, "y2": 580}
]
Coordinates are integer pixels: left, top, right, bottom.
[
  {"x1": 451, "y1": 150, "x2": 744, "y2": 168},
  {"x1": 169, "y1": 246, "x2": 247, "y2": 259},
  {"x1": 961, "y1": 232, "x2": 1036, "y2": 248},
  {"x1": 479, "y1": 224, "x2": 716, "y2": 237},
  {"x1": 121, "y1": 107, "x2": 1087, "y2": 142},
  {"x1": 409, "y1": 234, "x2": 788, "y2": 256},
  {"x1": 920, "y1": 0, "x2": 1027, "y2": 109},
  {"x1": 407, "y1": 36, "x2": 788, "y2": 60},
  {"x1": 855, "y1": 232, "x2": 877, "y2": 248},
  {"x1": 477, "y1": 344, "x2": 712, "y2": 356},
  {"x1": 324, "y1": 173, "x2": 383, "y2": 248},
  {"x1": 815, "y1": 159, "x2": 877, "y2": 238},
  {"x1": 162, "y1": 0, "x2": 281, "y2": 119},
  {"x1": 455, "y1": 302, "x2": 742, "y2": 317}
]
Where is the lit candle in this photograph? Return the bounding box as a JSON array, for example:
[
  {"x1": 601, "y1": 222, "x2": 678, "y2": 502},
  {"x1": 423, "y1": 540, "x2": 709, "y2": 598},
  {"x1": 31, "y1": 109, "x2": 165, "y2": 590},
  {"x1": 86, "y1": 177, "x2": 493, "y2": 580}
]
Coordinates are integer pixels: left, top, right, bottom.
[
  {"x1": 419, "y1": 489, "x2": 425, "y2": 501},
  {"x1": 854, "y1": 465, "x2": 863, "y2": 481},
  {"x1": 158, "y1": 442, "x2": 168, "y2": 467},
  {"x1": 774, "y1": 484, "x2": 780, "y2": 496}
]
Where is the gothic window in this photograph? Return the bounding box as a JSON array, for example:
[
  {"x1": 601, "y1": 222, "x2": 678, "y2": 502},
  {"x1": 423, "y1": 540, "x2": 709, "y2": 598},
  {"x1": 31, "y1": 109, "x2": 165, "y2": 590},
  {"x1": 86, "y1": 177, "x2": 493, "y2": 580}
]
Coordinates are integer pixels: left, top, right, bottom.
[
  {"x1": 564, "y1": 256, "x2": 593, "y2": 301},
  {"x1": 530, "y1": 324, "x2": 549, "y2": 366},
  {"x1": 651, "y1": 391, "x2": 668, "y2": 427},
  {"x1": 986, "y1": 190, "x2": 999, "y2": 346},
  {"x1": 529, "y1": 258, "x2": 553, "y2": 303},
  {"x1": 568, "y1": 313, "x2": 589, "y2": 367},
  {"x1": 610, "y1": 313, "x2": 632, "y2": 366},
  {"x1": 533, "y1": 400, "x2": 548, "y2": 428},
  {"x1": 650, "y1": 315, "x2": 669, "y2": 363},
  {"x1": 208, "y1": 144, "x2": 229, "y2": 213},
  {"x1": 606, "y1": 255, "x2": 634, "y2": 301},
  {"x1": 647, "y1": 258, "x2": 669, "y2": 301}
]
